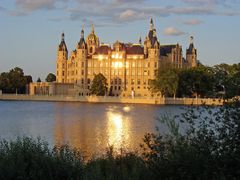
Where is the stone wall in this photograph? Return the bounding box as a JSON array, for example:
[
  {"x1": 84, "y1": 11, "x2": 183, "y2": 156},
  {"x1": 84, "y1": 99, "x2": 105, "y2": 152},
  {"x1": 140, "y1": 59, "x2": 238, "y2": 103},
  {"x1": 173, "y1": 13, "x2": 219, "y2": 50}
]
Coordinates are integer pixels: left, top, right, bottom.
[{"x1": 0, "y1": 94, "x2": 224, "y2": 105}]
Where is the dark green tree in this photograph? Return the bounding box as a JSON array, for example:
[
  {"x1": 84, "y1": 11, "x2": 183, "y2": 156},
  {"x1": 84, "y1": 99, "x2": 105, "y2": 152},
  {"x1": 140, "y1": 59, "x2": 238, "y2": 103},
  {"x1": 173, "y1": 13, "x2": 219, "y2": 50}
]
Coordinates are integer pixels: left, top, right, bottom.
[
  {"x1": 150, "y1": 65, "x2": 179, "y2": 97},
  {"x1": 37, "y1": 77, "x2": 42, "y2": 82},
  {"x1": 45, "y1": 73, "x2": 56, "y2": 82},
  {"x1": 213, "y1": 63, "x2": 240, "y2": 98},
  {"x1": 0, "y1": 67, "x2": 30, "y2": 94},
  {"x1": 90, "y1": 73, "x2": 107, "y2": 96},
  {"x1": 178, "y1": 66, "x2": 215, "y2": 97}
]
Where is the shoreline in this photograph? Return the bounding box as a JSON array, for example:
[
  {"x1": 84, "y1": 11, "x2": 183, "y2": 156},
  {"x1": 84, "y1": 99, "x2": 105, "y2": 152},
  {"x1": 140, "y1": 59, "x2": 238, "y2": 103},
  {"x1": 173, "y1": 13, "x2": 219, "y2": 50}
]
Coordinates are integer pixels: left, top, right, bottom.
[{"x1": 0, "y1": 94, "x2": 224, "y2": 105}]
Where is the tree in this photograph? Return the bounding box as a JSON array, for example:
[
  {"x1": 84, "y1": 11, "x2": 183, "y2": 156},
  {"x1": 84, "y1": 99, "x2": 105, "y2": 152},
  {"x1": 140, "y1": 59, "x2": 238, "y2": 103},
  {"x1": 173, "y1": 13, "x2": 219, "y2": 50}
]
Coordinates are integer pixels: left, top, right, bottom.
[
  {"x1": 178, "y1": 66, "x2": 215, "y2": 97},
  {"x1": 45, "y1": 73, "x2": 56, "y2": 82},
  {"x1": 150, "y1": 65, "x2": 179, "y2": 98},
  {"x1": 213, "y1": 63, "x2": 240, "y2": 98},
  {"x1": 37, "y1": 77, "x2": 41, "y2": 82},
  {"x1": 90, "y1": 73, "x2": 107, "y2": 96},
  {"x1": 0, "y1": 67, "x2": 30, "y2": 94}
]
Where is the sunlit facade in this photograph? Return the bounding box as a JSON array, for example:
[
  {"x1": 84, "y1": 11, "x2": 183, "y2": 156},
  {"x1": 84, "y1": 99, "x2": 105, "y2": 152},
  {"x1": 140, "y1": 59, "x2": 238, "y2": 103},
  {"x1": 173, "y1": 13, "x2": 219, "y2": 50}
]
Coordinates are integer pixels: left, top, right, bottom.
[{"x1": 56, "y1": 19, "x2": 197, "y2": 97}]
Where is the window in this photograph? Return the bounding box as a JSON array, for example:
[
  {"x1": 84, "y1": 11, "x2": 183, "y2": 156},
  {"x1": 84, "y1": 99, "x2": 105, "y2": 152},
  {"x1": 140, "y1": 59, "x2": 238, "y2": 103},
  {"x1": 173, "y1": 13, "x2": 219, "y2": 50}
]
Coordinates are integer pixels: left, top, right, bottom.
[
  {"x1": 137, "y1": 79, "x2": 141, "y2": 85},
  {"x1": 88, "y1": 79, "x2": 91, "y2": 84},
  {"x1": 132, "y1": 70, "x2": 135, "y2": 76},
  {"x1": 126, "y1": 61, "x2": 129, "y2": 68},
  {"x1": 82, "y1": 62, "x2": 84, "y2": 67},
  {"x1": 132, "y1": 62, "x2": 135, "y2": 67},
  {"x1": 137, "y1": 70, "x2": 141, "y2": 76},
  {"x1": 62, "y1": 71, "x2": 65, "y2": 76},
  {"x1": 81, "y1": 70, "x2": 84, "y2": 75},
  {"x1": 131, "y1": 79, "x2": 134, "y2": 85},
  {"x1": 138, "y1": 62, "x2": 141, "y2": 67},
  {"x1": 144, "y1": 70, "x2": 148, "y2": 76},
  {"x1": 88, "y1": 61, "x2": 91, "y2": 67}
]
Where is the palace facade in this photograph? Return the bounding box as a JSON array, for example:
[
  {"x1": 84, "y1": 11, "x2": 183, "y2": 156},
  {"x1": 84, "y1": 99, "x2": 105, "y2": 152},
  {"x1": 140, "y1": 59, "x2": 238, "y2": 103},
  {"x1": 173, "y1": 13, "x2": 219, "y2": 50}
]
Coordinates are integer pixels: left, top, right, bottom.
[{"x1": 56, "y1": 19, "x2": 197, "y2": 97}]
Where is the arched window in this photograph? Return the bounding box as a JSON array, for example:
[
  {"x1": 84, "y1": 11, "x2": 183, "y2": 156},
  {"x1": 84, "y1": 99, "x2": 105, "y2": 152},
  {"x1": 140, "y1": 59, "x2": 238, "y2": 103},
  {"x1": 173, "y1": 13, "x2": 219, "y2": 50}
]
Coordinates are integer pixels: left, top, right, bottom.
[{"x1": 89, "y1": 47, "x2": 93, "y2": 54}]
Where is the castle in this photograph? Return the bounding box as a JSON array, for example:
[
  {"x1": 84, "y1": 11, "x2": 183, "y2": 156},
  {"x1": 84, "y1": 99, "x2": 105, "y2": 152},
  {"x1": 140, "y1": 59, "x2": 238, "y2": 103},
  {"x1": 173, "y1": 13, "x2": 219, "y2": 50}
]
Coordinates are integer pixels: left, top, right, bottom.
[{"x1": 31, "y1": 19, "x2": 197, "y2": 97}]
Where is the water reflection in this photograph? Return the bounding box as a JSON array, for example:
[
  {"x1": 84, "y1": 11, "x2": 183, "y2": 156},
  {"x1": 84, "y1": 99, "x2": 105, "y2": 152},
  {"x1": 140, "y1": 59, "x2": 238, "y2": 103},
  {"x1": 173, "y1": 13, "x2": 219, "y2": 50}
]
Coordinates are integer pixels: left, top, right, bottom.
[{"x1": 107, "y1": 111, "x2": 130, "y2": 151}]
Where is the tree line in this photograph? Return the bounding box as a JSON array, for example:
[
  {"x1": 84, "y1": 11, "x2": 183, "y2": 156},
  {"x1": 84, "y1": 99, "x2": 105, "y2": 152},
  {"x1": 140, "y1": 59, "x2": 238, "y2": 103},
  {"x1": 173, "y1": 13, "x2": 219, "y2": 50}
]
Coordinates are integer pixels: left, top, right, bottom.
[
  {"x1": 150, "y1": 63, "x2": 240, "y2": 98},
  {"x1": 0, "y1": 67, "x2": 56, "y2": 94}
]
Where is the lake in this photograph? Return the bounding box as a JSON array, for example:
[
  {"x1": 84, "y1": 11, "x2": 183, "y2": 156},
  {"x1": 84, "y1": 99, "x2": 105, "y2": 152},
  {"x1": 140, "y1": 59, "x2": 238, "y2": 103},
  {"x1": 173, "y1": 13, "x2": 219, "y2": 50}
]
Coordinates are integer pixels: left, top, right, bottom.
[{"x1": 0, "y1": 101, "x2": 186, "y2": 156}]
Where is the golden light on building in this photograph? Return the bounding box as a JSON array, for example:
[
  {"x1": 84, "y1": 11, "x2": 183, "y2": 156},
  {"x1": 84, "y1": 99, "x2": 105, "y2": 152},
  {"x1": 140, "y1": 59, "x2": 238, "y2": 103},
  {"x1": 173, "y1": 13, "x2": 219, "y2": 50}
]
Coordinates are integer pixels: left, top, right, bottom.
[{"x1": 55, "y1": 18, "x2": 197, "y2": 97}]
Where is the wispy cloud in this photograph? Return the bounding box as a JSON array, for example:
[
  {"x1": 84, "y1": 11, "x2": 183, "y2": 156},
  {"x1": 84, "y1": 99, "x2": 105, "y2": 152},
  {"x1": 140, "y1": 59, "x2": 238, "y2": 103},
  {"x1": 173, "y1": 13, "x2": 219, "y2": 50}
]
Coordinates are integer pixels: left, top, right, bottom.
[
  {"x1": 7, "y1": 0, "x2": 240, "y2": 24},
  {"x1": 15, "y1": 0, "x2": 69, "y2": 11},
  {"x1": 0, "y1": 6, "x2": 6, "y2": 11},
  {"x1": 16, "y1": 0, "x2": 55, "y2": 11},
  {"x1": 163, "y1": 27, "x2": 185, "y2": 36},
  {"x1": 183, "y1": 19, "x2": 203, "y2": 25}
]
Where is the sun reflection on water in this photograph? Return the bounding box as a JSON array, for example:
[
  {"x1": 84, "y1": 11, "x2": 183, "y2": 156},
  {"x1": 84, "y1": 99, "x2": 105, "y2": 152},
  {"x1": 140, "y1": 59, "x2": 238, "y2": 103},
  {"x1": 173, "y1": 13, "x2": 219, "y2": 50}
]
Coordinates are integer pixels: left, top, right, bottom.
[{"x1": 107, "y1": 111, "x2": 130, "y2": 151}]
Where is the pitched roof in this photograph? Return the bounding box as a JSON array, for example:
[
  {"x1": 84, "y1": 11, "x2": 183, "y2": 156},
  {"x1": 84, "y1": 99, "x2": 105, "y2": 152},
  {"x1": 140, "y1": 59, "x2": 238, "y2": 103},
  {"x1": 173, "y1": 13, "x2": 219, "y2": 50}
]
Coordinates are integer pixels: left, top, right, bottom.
[
  {"x1": 126, "y1": 44, "x2": 144, "y2": 55},
  {"x1": 186, "y1": 43, "x2": 196, "y2": 54},
  {"x1": 160, "y1": 45, "x2": 177, "y2": 56},
  {"x1": 96, "y1": 45, "x2": 110, "y2": 55},
  {"x1": 58, "y1": 40, "x2": 68, "y2": 52}
]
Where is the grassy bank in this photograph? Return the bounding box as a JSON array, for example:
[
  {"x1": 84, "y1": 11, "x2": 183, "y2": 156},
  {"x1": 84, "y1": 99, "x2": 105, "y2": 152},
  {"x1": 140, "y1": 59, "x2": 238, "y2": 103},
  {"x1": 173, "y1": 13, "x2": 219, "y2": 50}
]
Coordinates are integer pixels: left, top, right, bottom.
[{"x1": 0, "y1": 101, "x2": 240, "y2": 179}]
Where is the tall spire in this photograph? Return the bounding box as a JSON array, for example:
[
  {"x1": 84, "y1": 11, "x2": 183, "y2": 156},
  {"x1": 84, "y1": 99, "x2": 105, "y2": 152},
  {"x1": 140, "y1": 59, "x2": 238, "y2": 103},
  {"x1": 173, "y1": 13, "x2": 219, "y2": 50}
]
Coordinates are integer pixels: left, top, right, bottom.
[
  {"x1": 61, "y1": 32, "x2": 65, "y2": 41},
  {"x1": 81, "y1": 25, "x2": 84, "y2": 38},
  {"x1": 190, "y1": 36, "x2": 194, "y2": 44},
  {"x1": 150, "y1": 18, "x2": 154, "y2": 30},
  {"x1": 91, "y1": 23, "x2": 95, "y2": 33},
  {"x1": 139, "y1": 36, "x2": 142, "y2": 45}
]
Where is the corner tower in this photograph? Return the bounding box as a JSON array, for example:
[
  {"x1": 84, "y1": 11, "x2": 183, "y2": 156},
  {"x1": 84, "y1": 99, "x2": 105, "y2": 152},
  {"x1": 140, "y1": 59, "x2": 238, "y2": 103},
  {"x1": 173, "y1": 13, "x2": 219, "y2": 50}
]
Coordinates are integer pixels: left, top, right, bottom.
[
  {"x1": 186, "y1": 36, "x2": 197, "y2": 67},
  {"x1": 56, "y1": 32, "x2": 68, "y2": 83}
]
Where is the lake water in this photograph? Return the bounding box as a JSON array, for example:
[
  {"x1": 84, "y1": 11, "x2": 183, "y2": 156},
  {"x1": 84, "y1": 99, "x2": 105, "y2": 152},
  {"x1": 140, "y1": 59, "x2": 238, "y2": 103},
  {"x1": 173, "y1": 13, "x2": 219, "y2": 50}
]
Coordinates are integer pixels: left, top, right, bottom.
[{"x1": 0, "y1": 101, "x2": 186, "y2": 156}]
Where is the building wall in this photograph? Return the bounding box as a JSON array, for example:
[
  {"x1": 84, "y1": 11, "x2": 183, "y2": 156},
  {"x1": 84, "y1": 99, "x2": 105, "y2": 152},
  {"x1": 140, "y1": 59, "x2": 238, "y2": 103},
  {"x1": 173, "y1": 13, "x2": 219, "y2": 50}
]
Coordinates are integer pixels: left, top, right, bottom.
[{"x1": 29, "y1": 82, "x2": 74, "y2": 95}]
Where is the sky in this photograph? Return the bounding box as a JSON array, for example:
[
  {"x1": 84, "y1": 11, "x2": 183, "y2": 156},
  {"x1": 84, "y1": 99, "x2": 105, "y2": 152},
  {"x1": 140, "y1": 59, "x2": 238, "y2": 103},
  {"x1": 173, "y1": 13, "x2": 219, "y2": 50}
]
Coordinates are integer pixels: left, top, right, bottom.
[{"x1": 0, "y1": 0, "x2": 240, "y2": 80}]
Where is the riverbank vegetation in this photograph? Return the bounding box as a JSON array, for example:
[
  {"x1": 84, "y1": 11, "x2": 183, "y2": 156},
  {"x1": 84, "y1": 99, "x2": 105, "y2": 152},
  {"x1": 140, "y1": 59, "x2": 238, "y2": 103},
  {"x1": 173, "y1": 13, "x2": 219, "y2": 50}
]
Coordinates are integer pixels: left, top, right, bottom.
[
  {"x1": 0, "y1": 100, "x2": 239, "y2": 179},
  {"x1": 150, "y1": 63, "x2": 240, "y2": 98}
]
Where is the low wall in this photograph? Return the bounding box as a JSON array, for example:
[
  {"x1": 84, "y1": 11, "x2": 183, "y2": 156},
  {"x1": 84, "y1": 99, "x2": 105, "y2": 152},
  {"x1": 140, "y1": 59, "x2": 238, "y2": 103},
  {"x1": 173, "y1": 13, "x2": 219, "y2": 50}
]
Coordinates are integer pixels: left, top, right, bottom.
[{"x1": 0, "y1": 94, "x2": 224, "y2": 105}]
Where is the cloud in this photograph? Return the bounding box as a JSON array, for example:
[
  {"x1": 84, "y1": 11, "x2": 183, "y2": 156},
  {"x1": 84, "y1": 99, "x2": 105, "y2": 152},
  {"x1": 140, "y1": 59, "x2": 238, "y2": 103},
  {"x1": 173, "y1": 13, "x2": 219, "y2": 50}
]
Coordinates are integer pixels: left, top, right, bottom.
[
  {"x1": 16, "y1": 0, "x2": 55, "y2": 11},
  {"x1": 117, "y1": 9, "x2": 148, "y2": 21},
  {"x1": 10, "y1": 0, "x2": 240, "y2": 24},
  {"x1": 183, "y1": 19, "x2": 203, "y2": 25},
  {"x1": 182, "y1": 0, "x2": 240, "y2": 7},
  {"x1": 0, "y1": 6, "x2": 6, "y2": 11},
  {"x1": 10, "y1": 10, "x2": 28, "y2": 16},
  {"x1": 15, "y1": 0, "x2": 69, "y2": 11},
  {"x1": 163, "y1": 27, "x2": 185, "y2": 36}
]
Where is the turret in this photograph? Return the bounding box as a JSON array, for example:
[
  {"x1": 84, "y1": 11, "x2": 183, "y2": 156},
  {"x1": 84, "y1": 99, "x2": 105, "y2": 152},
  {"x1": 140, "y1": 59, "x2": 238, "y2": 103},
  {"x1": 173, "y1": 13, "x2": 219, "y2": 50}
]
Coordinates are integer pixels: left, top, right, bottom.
[
  {"x1": 56, "y1": 32, "x2": 68, "y2": 83},
  {"x1": 77, "y1": 26, "x2": 87, "y2": 50},
  {"x1": 144, "y1": 18, "x2": 160, "y2": 58},
  {"x1": 86, "y1": 23, "x2": 99, "y2": 55},
  {"x1": 186, "y1": 36, "x2": 197, "y2": 67}
]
